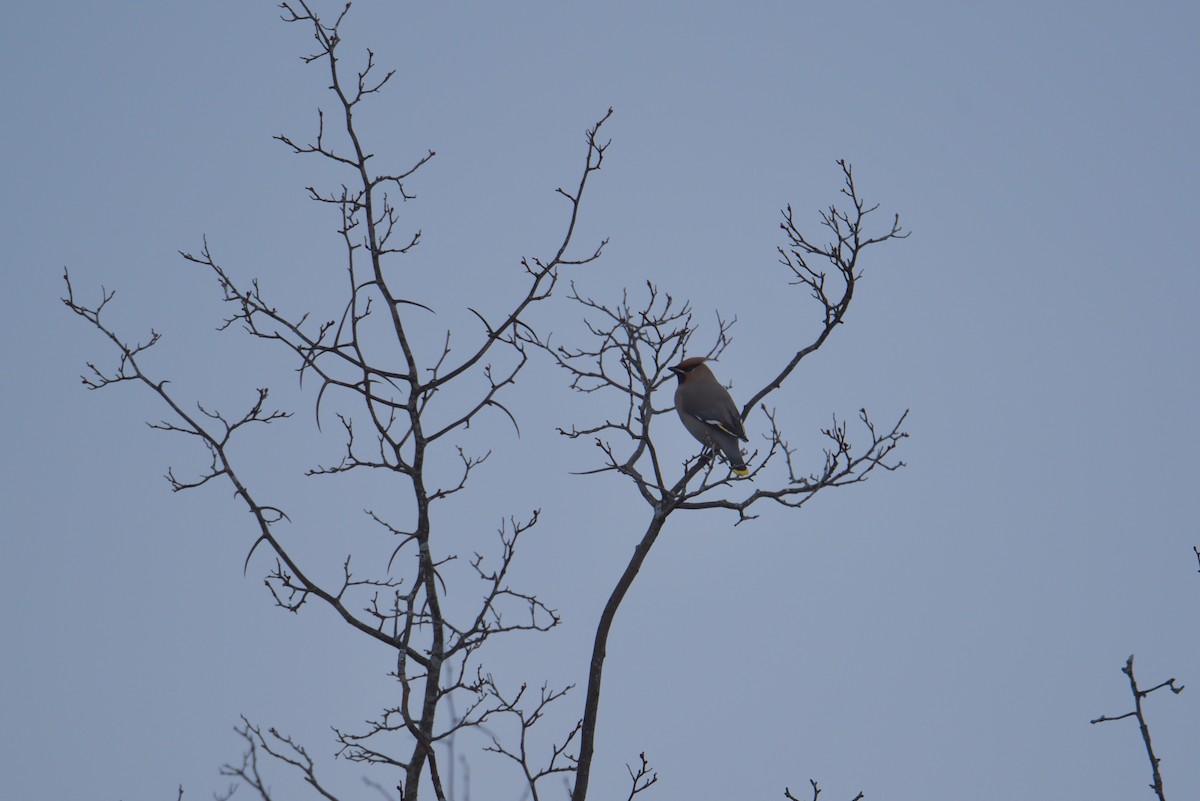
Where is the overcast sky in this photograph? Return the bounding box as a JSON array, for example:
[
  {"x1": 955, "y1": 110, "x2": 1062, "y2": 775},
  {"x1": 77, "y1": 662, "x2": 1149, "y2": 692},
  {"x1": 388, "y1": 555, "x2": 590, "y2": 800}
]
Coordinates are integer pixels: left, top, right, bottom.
[{"x1": 4, "y1": 2, "x2": 1199, "y2": 800}]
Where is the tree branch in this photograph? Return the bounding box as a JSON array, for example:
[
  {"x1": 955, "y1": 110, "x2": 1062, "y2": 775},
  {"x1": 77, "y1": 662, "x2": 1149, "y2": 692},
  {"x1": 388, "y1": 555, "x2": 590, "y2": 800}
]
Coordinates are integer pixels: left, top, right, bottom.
[{"x1": 1090, "y1": 654, "x2": 1184, "y2": 801}]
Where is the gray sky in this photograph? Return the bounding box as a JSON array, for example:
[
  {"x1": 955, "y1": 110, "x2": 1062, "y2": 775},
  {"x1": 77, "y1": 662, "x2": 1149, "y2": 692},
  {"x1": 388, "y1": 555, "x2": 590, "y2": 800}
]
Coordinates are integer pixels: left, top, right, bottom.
[{"x1": 4, "y1": 2, "x2": 1199, "y2": 799}]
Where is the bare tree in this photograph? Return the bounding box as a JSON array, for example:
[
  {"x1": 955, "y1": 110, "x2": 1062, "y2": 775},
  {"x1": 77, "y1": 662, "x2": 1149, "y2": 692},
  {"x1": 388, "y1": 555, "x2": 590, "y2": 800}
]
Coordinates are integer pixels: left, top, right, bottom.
[
  {"x1": 66, "y1": 3, "x2": 606, "y2": 799},
  {"x1": 63, "y1": 3, "x2": 907, "y2": 800},
  {"x1": 529, "y1": 158, "x2": 907, "y2": 801}
]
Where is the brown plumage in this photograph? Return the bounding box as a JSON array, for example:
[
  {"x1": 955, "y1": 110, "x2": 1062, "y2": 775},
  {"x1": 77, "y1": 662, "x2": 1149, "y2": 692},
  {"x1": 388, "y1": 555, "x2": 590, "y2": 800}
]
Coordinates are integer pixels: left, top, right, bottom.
[{"x1": 669, "y1": 357, "x2": 749, "y2": 476}]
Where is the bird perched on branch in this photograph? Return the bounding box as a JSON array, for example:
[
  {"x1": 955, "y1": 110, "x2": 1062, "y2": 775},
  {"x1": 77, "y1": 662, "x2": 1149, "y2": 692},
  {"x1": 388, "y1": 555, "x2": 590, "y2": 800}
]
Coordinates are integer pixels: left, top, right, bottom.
[{"x1": 669, "y1": 356, "x2": 749, "y2": 476}]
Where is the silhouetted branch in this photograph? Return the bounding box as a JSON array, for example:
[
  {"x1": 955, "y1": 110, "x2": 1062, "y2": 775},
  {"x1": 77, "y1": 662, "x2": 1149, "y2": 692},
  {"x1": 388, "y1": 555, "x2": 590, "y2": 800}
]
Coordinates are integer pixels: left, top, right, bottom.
[
  {"x1": 1091, "y1": 655, "x2": 1184, "y2": 801},
  {"x1": 743, "y1": 160, "x2": 907, "y2": 416},
  {"x1": 551, "y1": 163, "x2": 906, "y2": 801},
  {"x1": 481, "y1": 675, "x2": 582, "y2": 801},
  {"x1": 65, "y1": 3, "x2": 610, "y2": 798},
  {"x1": 785, "y1": 780, "x2": 864, "y2": 801},
  {"x1": 625, "y1": 752, "x2": 657, "y2": 800},
  {"x1": 219, "y1": 715, "x2": 343, "y2": 801}
]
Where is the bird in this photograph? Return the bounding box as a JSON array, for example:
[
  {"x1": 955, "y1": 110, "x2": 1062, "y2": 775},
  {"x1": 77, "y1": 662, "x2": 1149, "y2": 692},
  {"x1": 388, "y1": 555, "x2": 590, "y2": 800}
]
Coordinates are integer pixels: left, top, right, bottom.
[{"x1": 669, "y1": 356, "x2": 749, "y2": 476}]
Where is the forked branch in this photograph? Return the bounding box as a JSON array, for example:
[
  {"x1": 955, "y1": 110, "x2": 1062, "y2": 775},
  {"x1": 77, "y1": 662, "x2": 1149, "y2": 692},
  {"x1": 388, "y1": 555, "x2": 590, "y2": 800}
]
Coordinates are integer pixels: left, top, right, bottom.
[
  {"x1": 560, "y1": 163, "x2": 906, "y2": 801},
  {"x1": 65, "y1": 3, "x2": 613, "y2": 798},
  {"x1": 1090, "y1": 655, "x2": 1184, "y2": 801}
]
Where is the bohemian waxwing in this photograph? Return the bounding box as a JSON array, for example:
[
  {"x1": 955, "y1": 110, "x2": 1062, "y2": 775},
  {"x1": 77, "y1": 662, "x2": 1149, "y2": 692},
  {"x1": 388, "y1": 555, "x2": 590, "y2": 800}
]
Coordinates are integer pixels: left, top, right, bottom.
[{"x1": 669, "y1": 356, "x2": 749, "y2": 476}]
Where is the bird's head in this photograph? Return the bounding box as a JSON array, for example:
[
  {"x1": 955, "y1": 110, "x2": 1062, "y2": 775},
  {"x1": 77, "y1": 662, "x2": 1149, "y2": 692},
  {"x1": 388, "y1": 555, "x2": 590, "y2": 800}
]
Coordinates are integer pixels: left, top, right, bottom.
[{"x1": 669, "y1": 356, "x2": 713, "y2": 384}]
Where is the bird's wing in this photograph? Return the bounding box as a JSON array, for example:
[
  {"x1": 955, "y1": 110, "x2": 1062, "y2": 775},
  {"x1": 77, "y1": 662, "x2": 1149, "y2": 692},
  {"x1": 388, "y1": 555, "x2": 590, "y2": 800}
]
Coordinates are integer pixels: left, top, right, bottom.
[{"x1": 690, "y1": 393, "x2": 747, "y2": 441}]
